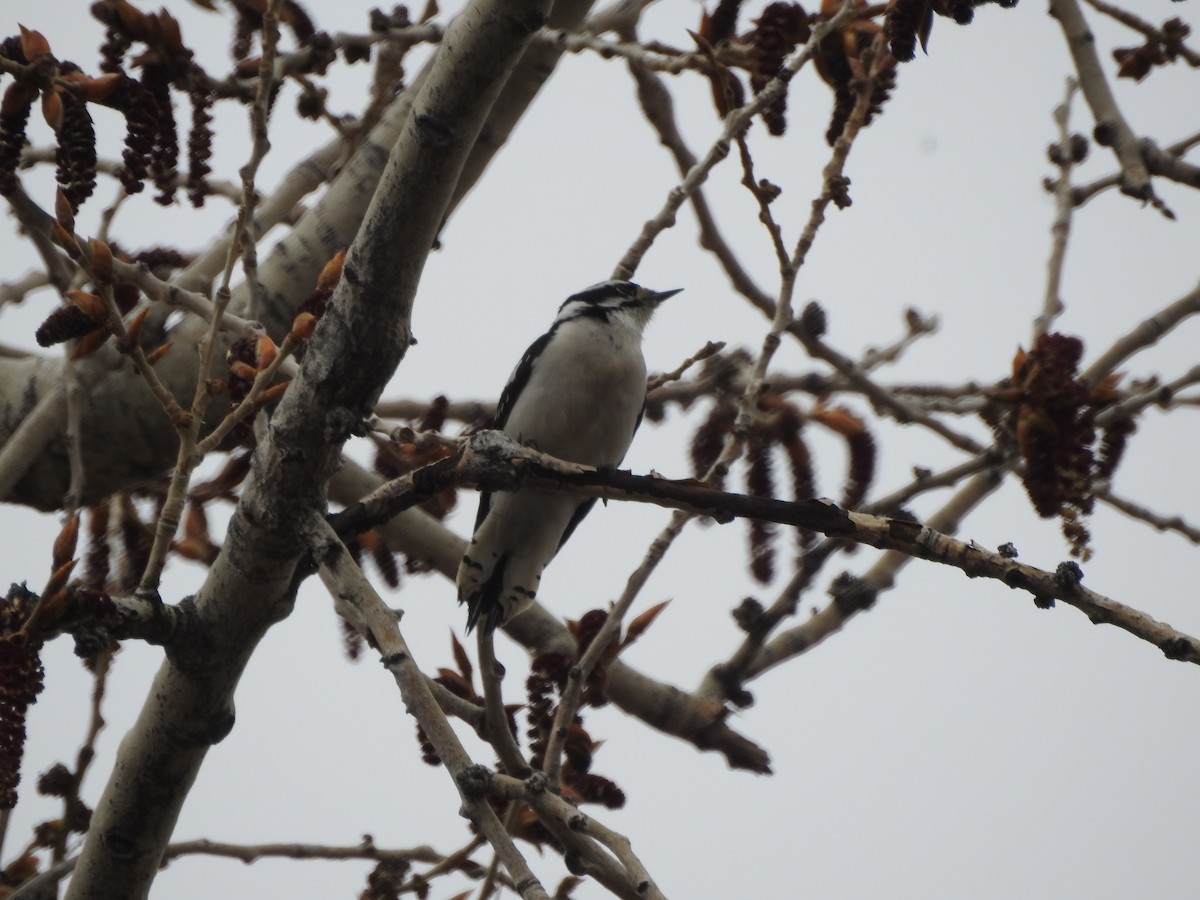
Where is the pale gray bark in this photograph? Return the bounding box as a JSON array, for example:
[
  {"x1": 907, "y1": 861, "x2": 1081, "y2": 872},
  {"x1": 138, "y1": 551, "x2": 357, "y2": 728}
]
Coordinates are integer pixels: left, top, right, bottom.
[
  {"x1": 63, "y1": 2, "x2": 552, "y2": 896},
  {"x1": 0, "y1": 0, "x2": 595, "y2": 512}
]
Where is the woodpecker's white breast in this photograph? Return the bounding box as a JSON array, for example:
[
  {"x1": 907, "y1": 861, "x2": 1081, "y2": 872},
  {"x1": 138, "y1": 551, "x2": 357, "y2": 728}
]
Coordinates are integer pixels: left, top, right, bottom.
[
  {"x1": 501, "y1": 313, "x2": 647, "y2": 468},
  {"x1": 456, "y1": 280, "x2": 680, "y2": 633}
]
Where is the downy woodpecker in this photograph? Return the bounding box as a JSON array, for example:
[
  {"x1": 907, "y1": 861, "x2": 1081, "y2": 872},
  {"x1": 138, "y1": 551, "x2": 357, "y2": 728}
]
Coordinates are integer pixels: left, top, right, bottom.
[{"x1": 457, "y1": 280, "x2": 681, "y2": 633}]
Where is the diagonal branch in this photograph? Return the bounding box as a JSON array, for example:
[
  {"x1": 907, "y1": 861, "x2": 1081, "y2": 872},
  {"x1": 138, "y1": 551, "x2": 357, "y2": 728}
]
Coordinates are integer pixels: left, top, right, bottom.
[
  {"x1": 63, "y1": 4, "x2": 552, "y2": 897},
  {"x1": 1048, "y1": 0, "x2": 1156, "y2": 204},
  {"x1": 334, "y1": 431, "x2": 1200, "y2": 665}
]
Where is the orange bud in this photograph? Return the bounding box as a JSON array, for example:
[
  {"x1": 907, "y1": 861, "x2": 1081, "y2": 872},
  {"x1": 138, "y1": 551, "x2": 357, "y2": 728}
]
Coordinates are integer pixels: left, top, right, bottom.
[
  {"x1": 145, "y1": 342, "x2": 172, "y2": 366},
  {"x1": 125, "y1": 306, "x2": 150, "y2": 343},
  {"x1": 3, "y1": 854, "x2": 39, "y2": 885},
  {"x1": 158, "y1": 9, "x2": 183, "y2": 52},
  {"x1": 70, "y1": 328, "x2": 109, "y2": 359},
  {"x1": 228, "y1": 360, "x2": 258, "y2": 381},
  {"x1": 288, "y1": 311, "x2": 318, "y2": 342},
  {"x1": 82, "y1": 73, "x2": 122, "y2": 103},
  {"x1": 114, "y1": 0, "x2": 150, "y2": 40},
  {"x1": 256, "y1": 380, "x2": 291, "y2": 406},
  {"x1": 54, "y1": 188, "x2": 75, "y2": 232},
  {"x1": 41, "y1": 89, "x2": 63, "y2": 132},
  {"x1": 67, "y1": 290, "x2": 108, "y2": 324},
  {"x1": 89, "y1": 239, "x2": 114, "y2": 284},
  {"x1": 52, "y1": 513, "x2": 80, "y2": 570},
  {"x1": 184, "y1": 500, "x2": 209, "y2": 541},
  {"x1": 234, "y1": 57, "x2": 262, "y2": 78},
  {"x1": 317, "y1": 249, "x2": 346, "y2": 292},
  {"x1": 622, "y1": 599, "x2": 671, "y2": 648},
  {"x1": 812, "y1": 407, "x2": 864, "y2": 438},
  {"x1": 19, "y1": 25, "x2": 51, "y2": 60},
  {"x1": 255, "y1": 334, "x2": 278, "y2": 371},
  {"x1": 42, "y1": 558, "x2": 77, "y2": 601},
  {"x1": 172, "y1": 536, "x2": 218, "y2": 563},
  {"x1": 53, "y1": 222, "x2": 81, "y2": 257}
]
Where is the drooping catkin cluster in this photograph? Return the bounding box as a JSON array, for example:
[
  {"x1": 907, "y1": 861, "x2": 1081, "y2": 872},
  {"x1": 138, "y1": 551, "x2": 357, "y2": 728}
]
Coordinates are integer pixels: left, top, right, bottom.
[
  {"x1": 0, "y1": 586, "x2": 43, "y2": 811},
  {"x1": 697, "y1": 0, "x2": 1020, "y2": 148},
  {"x1": 690, "y1": 373, "x2": 876, "y2": 586},
  {"x1": 884, "y1": 0, "x2": 1019, "y2": 63},
  {"x1": 1, "y1": 0, "x2": 335, "y2": 214},
  {"x1": 986, "y1": 333, "x2": 1135, "y2": 559}
]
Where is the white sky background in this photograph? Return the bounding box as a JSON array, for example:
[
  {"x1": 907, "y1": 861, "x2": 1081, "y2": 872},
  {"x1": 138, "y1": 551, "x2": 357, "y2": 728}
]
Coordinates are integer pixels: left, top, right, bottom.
[{"x1": 2, "y1": 1, "x2": 1200, "y2": 898}]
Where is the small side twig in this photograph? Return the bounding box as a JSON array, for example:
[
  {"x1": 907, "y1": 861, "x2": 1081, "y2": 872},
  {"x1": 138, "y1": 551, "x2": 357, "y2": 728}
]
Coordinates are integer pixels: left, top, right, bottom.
[
  {"x1": 310, "y1": 516, "x2": 549, "y2": 899},
  {"x1": 611, "y1": 1, "x2": 857, "y2": 279},
  {"x1": 1082, "y1": 280, "x2": 1200, "y2": 385},
  {"x1": 1036, "y1": 78, "x2": 1081, "y2": 341},
  {"x1": 1099, "y1": 488, "x2": 1200, "y2": 544},
  {"x1": 476, "y1": 628, "x2": 531, "y2": 778},
  {"x1": 1049, "y1": 0, "x2": 1157, "y2": 206}
]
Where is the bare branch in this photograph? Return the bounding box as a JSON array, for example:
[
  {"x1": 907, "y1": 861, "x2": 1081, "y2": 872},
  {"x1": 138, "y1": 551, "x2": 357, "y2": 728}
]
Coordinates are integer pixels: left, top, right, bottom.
[
  {"x1": 1049, "y1": 0, "x2": 1155, "y2": 202},
  {"x1": 1036, "y1": 78, "x2": 1081, "y2": 340}
]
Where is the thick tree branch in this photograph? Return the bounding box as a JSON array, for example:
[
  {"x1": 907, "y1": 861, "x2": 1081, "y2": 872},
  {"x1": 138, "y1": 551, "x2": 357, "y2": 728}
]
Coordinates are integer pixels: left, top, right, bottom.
[
  {"x1": 1049, "y1": 0, "x2": 1160, "y2": 205},
  {"x1": 334, "y1": 432, "x2": 1200, "y2": 667},
  {"x1": 312, "y1": 518, "x2": 549, "y2": 899},
  {"x1": 64, "y1": 4, "x2": 550, "y2": 897},
  {"x1": 328, "y1": 458, "x2": 773, "y2": 773}
]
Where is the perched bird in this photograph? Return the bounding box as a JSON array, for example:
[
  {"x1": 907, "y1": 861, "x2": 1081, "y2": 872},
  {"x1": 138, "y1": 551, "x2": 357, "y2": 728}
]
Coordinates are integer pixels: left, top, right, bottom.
[{"x1": 456, "y1": 280, "x2": 681, "y2": 633}]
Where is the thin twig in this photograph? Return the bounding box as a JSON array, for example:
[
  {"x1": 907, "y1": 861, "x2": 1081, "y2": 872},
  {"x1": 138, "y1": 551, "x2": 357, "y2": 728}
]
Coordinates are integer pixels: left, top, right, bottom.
[
  {"x1": 1096, "y1": 365, "x2": 1200, "y2": 426},
  {"x1": 611, "y1": 1, "x2": 857, "y2": 279},
  {"x1": 858, "y1": 309, "x2": 940, "y2": 373},
  {"x1": 137, "y1": 1, "x2": 286, "y2": 597},
  {"x1": 1071, "y1": 130, "x2": 1200, "y2": 207},
  {"x1": 476, "y1": 629, "x2": 531, "y2": 777},
  {"x1": 311, "y1": 516, "x2": 549, "y2": 899},
  {"x1": 541, "y1": 513, "x2": 682, "y2": 785},
  {"x1": 1080, "y1": 0, "x2": 1200, "y2": 67},
  {"x1": 645, "y1": 340, "x2": 725, "y2": 391},
  {"x1": 1036, "y1": 78, "x2": 1080, "y2": 341},
  {"x1": 1082, "y1": 280, "x2": 1200, "y2": 385},
  {"x1": 743, "y1": 469, "x2": 1002, "y2": 681},
  {"x1": 623, "y1": 36, "x2": 776, "y2": 311},
  {"x1": 1099, "y1": 488, "x2": 1200, "y2": 544},
  {"x1": 0, "y1": 269, "x2": 51, "y2": 305},
  {"x1": 1049, "y1": 0, "x2": 1157, "y2": 205}
]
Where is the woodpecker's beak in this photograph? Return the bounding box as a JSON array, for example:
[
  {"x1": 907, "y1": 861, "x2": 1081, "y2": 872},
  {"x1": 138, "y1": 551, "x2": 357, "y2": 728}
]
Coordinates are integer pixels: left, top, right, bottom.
[{"x1": 645, "y1": 287, "x2": 683, "y2": 305}]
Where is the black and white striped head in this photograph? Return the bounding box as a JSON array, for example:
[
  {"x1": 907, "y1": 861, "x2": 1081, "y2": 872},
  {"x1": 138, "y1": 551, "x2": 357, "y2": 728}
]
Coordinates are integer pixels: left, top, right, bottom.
[{"x1": 555, "y1": 280, "x2": 682, "y2": 332}]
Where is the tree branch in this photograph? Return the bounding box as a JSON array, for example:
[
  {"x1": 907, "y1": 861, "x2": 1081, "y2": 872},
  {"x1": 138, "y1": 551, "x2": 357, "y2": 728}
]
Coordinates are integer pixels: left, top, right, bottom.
[{"x1": 64, "y1": 4, "x2": 551, "y2": 896}]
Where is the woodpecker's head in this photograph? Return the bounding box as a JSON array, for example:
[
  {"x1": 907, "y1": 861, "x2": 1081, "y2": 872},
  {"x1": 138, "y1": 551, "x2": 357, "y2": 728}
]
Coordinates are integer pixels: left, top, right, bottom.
[{"x1": 556, "y1": 280, "x2": 682, "y2": 333}]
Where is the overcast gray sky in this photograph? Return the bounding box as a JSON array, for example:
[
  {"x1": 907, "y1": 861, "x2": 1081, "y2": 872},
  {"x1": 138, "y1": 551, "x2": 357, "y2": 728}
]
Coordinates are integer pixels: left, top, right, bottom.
[{"x1": 3, "y1": 1, "x2": 1199, "y2": 897}]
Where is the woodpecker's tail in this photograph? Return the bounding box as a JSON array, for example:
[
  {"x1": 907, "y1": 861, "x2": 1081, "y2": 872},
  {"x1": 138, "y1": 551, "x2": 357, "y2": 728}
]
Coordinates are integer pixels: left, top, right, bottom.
[{"x1": 461, "y1": 553, "x2": 509, "y2": 634}]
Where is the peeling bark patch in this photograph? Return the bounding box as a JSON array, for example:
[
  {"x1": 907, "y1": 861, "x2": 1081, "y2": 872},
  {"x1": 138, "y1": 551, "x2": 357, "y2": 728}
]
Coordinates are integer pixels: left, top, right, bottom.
[
  {"x1": 1002, "y1": 567, "x2": 1038, "y2": 593},
  {"x1": 798, "y1": 498, "x2": 854, "y2": 535},
  {"x1": 101, "y1": 828, "x2": 139, "y2": 859},
  {"x1": 887, "y1": 517, "x2": 923, "y2": 543},
  {"x1": 316, "y1": 537, "x2": 344, "y2": 568},
  {"x1": 1161, "y1": 637, "x2": 1199, "y2": 662},
  {"x1": 324, "y1": 407, "x2": 366, "y2": 443},
  {"x1": 510, "y1": 10, "x2": 549, "y2": 34},
  {"x1": 414, "y1": 114, "x2": 453, "y2": 149}
]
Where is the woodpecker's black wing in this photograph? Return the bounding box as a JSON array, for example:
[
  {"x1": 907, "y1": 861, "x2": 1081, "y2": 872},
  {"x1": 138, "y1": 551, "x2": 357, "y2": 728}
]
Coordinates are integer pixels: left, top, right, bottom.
[{"x1": 473, "y1": 328, "x2": 556, "y2": 532}]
